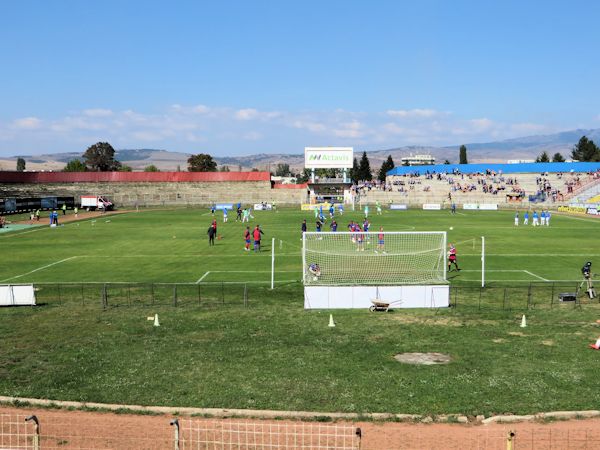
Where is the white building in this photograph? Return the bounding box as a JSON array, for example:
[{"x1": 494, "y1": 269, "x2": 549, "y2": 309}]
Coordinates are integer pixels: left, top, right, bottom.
[{"x1": 400, "y1": 154, "x2": 435, "y2": 166}]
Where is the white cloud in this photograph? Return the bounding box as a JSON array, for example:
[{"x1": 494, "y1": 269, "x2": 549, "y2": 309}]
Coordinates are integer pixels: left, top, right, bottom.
[
  {"x1": 83, "y1": 109, "x2": 113, "y2": 117},
  {"x1": 469, "y1": 118, "x2": 495, "y2": 132},
  {"x1": 234, "y1": 108, "x2": 281, "y2": 121},
  {"x1": 193, "y1": 105, "x2": 210, "y2": 114},
  {"x1": 332, "y1": 120, "x2": 365, "y2": 138},
  {"x1": 0, "y1": 104, "x2": 577, "y2": 157},
  {"x1": 235, "y1": 108, "x2": 259, "y2": 120},
  {"x1": 291, "y1": 120, "x2": 327, "y2": 133},
  {"x1": 386, "y1": 109, "x2": 440, "y2": 118},
  {"x1": 12, "y1": 117, "x2": 42, "y2": 129}
]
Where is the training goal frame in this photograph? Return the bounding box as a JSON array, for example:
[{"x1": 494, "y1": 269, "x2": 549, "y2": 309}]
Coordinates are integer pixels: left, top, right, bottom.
[{"x1": 302, "y1": 231, "x2": 450, "y2": 309}]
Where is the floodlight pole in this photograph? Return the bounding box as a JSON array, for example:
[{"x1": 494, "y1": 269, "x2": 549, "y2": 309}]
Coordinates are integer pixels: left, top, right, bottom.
[
  {"x1": 481, "y1": 236, "x2": 485, "y2": 288},
  {"x1": 271, "y1": 237, "x2": 275, "y2": 290}
]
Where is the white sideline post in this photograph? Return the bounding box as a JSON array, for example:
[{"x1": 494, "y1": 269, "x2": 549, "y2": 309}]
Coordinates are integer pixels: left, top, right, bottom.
[
  {"x1": 481, "y1": 236, "x2": 485, "y2": 288},
  {"x1": 271, "y1": 237, "x2": 275, "y2": 290},
  {"x1": 302, "y1": 232, "x2": 306, "y2": 284}
]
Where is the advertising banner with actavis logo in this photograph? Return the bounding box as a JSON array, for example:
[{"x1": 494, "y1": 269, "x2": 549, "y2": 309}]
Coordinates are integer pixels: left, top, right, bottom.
[{"x1": 304, "y1": 147, "x2": 354, "y2": 169}]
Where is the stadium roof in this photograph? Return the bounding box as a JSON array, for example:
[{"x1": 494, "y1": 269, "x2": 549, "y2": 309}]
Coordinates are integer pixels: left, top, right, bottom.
[
  {"x1": 0, "y1": 171, "x2": 271, "y2": 183},
  {"x1": 386, "y1": 162, "x2": 600, "y2": 176}
]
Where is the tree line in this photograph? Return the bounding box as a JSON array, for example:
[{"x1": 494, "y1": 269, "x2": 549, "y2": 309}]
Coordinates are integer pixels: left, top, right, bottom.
[{"x1": 534, "y1": 136, "x2": 599, "y2": 163}]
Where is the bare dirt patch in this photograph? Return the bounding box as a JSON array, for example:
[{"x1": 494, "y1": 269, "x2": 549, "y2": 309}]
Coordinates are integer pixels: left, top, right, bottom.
[
  {"x1": 508, "y1": 331, "x2": 527, "y2": 337},
  {"x1": 3, "y1": 405, "x2": 600, "y2": 449},
  {"x1": 394, "y1": 352, "x2": 452, "y2": 365},
  {"x1": 541, "y1": 339, "x2": 555, "y2": 346},
  {"x1": 388, "y1": 315, "x2": 463, "y2": 327},
  {"x1": 493, "y1": 338, "x2": 506, "y2": 343}
]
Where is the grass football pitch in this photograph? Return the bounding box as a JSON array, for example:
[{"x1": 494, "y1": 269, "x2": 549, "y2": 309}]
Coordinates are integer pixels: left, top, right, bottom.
[{"x1": 1, "y1": 207, "x2": 600, "y2": 415}]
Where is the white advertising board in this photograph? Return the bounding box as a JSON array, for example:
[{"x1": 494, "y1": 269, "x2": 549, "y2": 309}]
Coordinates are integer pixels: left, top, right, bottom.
[
  {"x1": 304, "y1": 285, "x2": 449, "y2": 309},
  {"x1": 304, "y1": 147, "x2": 353, "y2": 169},
  {"x1": 463, "y1": 203, "x2": 498, "y2": 210},
  {"x1": 254, "y1": 203, "x2": 272, "y2": 211},
  {"x1": 0, "y1": 285, "x2": 36, "y2": 306},
  {"x1": 422, "y1": 204, "x2": 441, "y2": 210},
  {"x1": 390, "y1": 204, "x2": 408, "y2": 210}
]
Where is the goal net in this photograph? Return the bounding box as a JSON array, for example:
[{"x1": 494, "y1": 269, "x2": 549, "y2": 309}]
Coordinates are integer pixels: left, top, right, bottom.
[{"x1": 303, "y1": 231, "x2": 447, "y2": 286}]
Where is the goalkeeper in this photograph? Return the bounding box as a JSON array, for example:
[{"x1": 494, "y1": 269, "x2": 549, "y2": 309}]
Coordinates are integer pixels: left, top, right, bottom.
[
  {"x1": 308, "y1": 263, "x2": 322, "y2": 279},
  {"x1": 447, "y1": 244, "x2": 460, "y2": 272}
]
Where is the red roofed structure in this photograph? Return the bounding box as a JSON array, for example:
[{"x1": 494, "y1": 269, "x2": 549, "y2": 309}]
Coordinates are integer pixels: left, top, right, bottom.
[{"x1": 0, "y1": 171, "x2": 271, "y2": 183}]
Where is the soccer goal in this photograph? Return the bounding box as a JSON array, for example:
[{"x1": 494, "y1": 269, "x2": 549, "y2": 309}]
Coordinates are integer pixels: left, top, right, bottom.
[{"x1": 302, "y1": 231, "x2": 450, "y2": 309}]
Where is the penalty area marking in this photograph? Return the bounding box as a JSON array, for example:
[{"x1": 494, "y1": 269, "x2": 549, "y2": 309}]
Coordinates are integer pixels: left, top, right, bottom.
[
  {"x1": 456, "y1": 269, "x2": 550, "y2": 281},
  {"x1": 0, "y1": 256, "x2": 78, "y2": 282},
  {"x1": 196, "y1": 272, "x2": 210, "y2": 284},
  {"x1": 524, "y1": 270, "x2": 549, "y2": 281}
]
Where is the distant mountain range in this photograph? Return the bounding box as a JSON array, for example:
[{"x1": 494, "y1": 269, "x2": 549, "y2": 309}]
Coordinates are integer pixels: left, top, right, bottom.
[{"x1": 1, "y1": 128, "x2": 599, "y2": 172}]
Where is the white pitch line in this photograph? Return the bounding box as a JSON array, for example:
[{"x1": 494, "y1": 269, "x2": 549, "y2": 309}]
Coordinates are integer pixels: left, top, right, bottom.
[
  {"x1": 209, "y1": 270, "x2": 298, "y2": 273},
  {"x1": 457, "y1": 269, "x2": 529, "y2": 272},
  {"x1": 77, "y1": 253, "x2": 301, "y2": 258},
  {"x1": 0, "y1": 226, "x2": 46, "y2": 239},
  {"x1": 524, "y1": 270, "x2": 549, "y2": 281},
  {"x1": 196, "y1": 272, "x2": 210, "y2": 284},
  {"x1": 0, "y1": 256, "x2": 78, "y2": 282},
  {"x1": 462, "y1": 253, "x2": 600, "y2": 257}
]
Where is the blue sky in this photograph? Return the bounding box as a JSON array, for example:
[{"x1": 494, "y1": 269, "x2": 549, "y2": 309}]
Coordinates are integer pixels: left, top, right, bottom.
[{"x1": 0, "y1": 0, "x2": 599, "y2": 157}]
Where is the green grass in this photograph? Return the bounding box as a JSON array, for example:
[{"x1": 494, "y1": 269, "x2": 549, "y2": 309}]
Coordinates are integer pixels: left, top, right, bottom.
[{"x1": 1, "y1": 207, "x2": 600, "y2": 415}]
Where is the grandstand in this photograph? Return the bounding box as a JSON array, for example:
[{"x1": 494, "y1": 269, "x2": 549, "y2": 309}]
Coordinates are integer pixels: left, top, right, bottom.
[
  {"x1": 377, "y1": 161, "x2": 600, "y2": 207},
  {"x1": 0, "y1": 171, "x2": 308, "y2": 209},
  {"x1": 3, "y1": 162, "x2": 600, "y2": 213}
]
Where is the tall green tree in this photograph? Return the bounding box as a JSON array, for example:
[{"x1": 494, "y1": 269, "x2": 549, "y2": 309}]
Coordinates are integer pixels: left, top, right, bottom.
[
  {"x1": 377, "y1": 155, "x2": 395, "y2": 182},
  {"x1": 118, "y1": 164, "x2": 132, "y2": 172},
  {"x1": 16, "y1": 157, "x2": 26, "y2": 172},
  {"x1": 535, "y1": 151, "x2": 550, "y2": 162},
  {"x1": 144, "y1": 165, "x2": 160, "y2": 172},
  {"x1": 187, "y1": 153, "x2": 217, "y2": 172},
  {"x1": 219, "y1": 165, "x2": 230, "y2": 172},
  {"x1": 83, "y1": 142, "x2": 121, "y2": 171},
  {"x1": 459, "y1": 145, "x2": 468, "y2": 164},
  {"x1": 358, "y1": 151, "x2": 372, "y2": 181},
  {"x1": 63, "y1": 159, "x2": 87, "y2": 172},
  {"x1": 275, "y1": 163, "x2": 290, "y2": 177},
  {"x1": 349, "y1": 157, "x2": 359, "y2": 181},
  {"x1": 571, "y1": 136, "x2": 600, "y2": 162},
  {"x1": 551, "y1": 152, "x2": 565, "y2": 162}
]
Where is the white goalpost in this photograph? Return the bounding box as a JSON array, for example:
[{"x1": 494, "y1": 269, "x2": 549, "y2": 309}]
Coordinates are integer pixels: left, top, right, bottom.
[{"x1": 302, "y1": 231, "x2": 450, "y2": 309}]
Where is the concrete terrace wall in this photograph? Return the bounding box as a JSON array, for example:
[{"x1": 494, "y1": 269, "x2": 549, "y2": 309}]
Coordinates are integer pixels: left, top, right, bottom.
[{"x1": 0, "y1": 172, "x2": 308, "y2": 207}]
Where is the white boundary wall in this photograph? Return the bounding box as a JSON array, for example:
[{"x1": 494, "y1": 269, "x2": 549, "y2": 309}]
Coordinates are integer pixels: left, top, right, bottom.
[
  {"x1": 304, "y1": 285, "x2": 449, "y2": 309},
  {"x1": 0, "y1": 285, "x2": 36, "y2": 306}
]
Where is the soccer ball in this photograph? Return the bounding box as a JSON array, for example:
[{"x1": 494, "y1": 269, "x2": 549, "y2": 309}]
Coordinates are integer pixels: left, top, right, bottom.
[
  {"x1": 313, "y1": 276, "x2": 318, "y2": 281},
  {"x1": 449, "y1": 227, "x2": 454, "y2": 230}
]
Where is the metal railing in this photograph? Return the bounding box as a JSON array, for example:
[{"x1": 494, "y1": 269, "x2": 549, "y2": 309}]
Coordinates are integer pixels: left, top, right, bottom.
[{"x1": 30, "y1": 282, "x2": 250, "y2": 308}]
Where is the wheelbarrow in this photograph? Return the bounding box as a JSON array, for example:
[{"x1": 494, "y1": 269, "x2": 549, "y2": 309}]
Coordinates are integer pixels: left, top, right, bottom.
[{"x1": 369, "y1": 299, "x2": 403, "y2": 312}]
